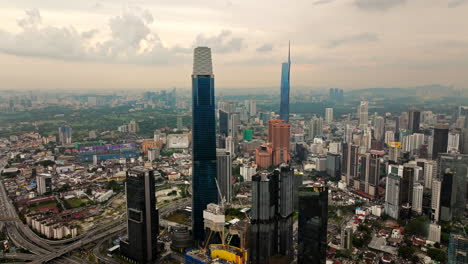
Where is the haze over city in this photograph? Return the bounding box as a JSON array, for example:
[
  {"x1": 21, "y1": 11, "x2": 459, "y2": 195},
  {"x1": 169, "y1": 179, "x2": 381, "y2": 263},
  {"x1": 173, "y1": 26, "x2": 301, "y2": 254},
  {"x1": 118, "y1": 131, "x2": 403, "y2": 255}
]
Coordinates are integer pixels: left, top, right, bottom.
[
  {"x1": 0, "y1": 1, "x2": 468, "y2": 264},
  {"x1": 1, "y1": 0, "x2": 468, "y2": 90}
]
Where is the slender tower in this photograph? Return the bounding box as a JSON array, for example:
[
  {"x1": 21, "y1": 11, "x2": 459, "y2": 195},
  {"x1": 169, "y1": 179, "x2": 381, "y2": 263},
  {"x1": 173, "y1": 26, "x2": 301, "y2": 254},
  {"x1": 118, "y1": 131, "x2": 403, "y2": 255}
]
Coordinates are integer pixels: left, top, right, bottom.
[
  {"x1": 280, "y1": 42, "x2": 291, "y2": 123},
  {"x1": 191, "y1": 47, "x2": 218, "y2": 242}
]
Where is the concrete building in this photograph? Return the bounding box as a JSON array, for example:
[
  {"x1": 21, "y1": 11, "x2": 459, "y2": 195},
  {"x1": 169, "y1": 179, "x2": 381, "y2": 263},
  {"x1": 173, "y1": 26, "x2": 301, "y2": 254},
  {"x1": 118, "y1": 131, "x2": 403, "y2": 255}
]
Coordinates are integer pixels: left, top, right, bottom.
[
  {"x1": 412, "y1": 183, "x2": 424, "y2": 214},
  {"x1": 216, "y1": 149, "x2": 232, "y2": 203},
  {"x1": 358, "y1": 101, "x2": 369, "y2": 128},
  {"x1": 36, "y1": 174, "x2": 52, "y2": 195},
  {"x1": 325, "y1": 108, "x2": 333, "y2": 124},
  {"x1": 428, "y1": 223, "x2": 441, "y2": 243},
  {"x1": 431, "y1": 179, "x2": 442, "y2": 223}
]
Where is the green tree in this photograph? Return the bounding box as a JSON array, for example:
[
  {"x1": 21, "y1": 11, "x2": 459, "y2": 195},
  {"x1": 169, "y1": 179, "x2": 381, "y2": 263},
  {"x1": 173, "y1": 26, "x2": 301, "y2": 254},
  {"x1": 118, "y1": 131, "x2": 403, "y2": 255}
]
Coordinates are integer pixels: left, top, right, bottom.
[
  {"x1": 398, "y1": 246, "x2": 415, "y2": 259},
  {"x1": 427, "y1": 248, "x2": 447, "y2": 262}
]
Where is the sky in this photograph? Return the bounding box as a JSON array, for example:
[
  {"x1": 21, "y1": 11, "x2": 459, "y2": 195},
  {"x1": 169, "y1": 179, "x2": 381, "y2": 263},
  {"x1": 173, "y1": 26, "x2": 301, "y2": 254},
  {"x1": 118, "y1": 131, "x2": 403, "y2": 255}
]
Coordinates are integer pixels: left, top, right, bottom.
[{"x1": 0, "y1": 0, "x2": 467, "y2": 90}]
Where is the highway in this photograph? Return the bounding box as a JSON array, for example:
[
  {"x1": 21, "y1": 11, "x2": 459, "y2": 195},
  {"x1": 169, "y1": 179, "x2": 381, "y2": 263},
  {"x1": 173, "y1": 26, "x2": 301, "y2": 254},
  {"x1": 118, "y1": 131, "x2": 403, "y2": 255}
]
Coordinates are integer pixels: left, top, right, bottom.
[{"x1": 0, "y1": 178, "x2": 190, "y2": 263}]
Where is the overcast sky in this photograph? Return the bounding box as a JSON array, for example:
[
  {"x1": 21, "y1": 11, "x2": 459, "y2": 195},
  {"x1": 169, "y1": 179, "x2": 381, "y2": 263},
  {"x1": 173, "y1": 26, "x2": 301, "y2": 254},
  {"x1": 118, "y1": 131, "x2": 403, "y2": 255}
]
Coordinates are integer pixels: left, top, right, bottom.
[{"x1": 0, "y1": 0, "x2": 467, "y2": 90}]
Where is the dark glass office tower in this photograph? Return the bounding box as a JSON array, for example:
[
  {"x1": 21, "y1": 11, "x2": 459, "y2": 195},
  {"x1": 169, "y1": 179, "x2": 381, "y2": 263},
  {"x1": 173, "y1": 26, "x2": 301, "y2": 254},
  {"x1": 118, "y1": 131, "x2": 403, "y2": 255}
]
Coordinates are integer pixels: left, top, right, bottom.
[
  {"x1": 250, "y1": 165, "x2": 294, "y2": 264},
  {"x1": 432, "y1": 124, "x2": 449, "y2": 159},
  {"x1": 191, "y1": 47, "x2": 218, "y2": 242},
  {"x1": 298, "y1": 186, "x2": 328, "y2": 264},
  {"x1": 219, "y1": 109, "x2": 229, "y2": 137},
  {"x1": 438, "y1": 153, "x2": 468, "y2": 221},
  {"x1": 120, "y1": 167, "x2": 159, "y2": 264},
  {"x1": 408, "y1": 110, "x2": 421, "y2": 134},
  {"x1": 279, "y1": 43, "x2": 291, "y2": 123}
]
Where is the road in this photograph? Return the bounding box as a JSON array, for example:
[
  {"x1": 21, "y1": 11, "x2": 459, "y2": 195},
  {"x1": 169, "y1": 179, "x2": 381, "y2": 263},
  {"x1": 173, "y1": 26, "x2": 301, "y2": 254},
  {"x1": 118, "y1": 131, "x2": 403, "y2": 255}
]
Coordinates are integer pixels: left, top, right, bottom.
[{"x1": 0, "y1": 178, "x2": 190, "y2": 263}]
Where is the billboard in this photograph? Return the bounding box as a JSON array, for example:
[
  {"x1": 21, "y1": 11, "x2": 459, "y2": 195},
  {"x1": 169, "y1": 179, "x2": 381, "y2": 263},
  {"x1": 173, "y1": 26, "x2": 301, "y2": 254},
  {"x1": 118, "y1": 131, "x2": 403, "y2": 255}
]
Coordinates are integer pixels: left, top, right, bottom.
[{"x1": 388, "y1": 141, "x2": 401, "y2": 148}]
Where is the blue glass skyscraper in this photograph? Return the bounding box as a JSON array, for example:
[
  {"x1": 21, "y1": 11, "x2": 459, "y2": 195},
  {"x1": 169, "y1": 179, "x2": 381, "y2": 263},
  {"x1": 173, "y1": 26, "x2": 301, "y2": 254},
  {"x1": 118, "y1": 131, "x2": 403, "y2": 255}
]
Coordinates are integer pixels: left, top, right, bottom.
[
  {"x1": 191, "y1": 47, "x2": 218, "y2": 242},
  {"x1": 280, "y1": 43, "x2": 291, "y2": 123}
]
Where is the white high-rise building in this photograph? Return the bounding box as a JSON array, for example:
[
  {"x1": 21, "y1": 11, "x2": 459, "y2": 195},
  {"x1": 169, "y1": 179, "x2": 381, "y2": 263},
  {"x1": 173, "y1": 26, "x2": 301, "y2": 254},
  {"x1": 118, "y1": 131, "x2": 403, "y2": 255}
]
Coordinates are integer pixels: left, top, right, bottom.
[
  {"x1": 240, "y1": 164, "x2": 257, "y2": 181},
  {"x1": 423, "y1": 160, "x2": 437, "y2": 189},
  {"x1": 412, "y1": 183, "x2": 424, "y2": 214},
  {"x1": 37, "y1": 174, "x2": 52, "y2": 195},
  {"x1": 385, "y1": 131, "x2": 395, "y2": 145},
  {"x1": 358, "y1": 101, "x2": 369, "y2": 128},
  {"x1": 325, "y1": 108, "x2": 333, "y2": 124},
  {"x1": 431, "y1": 179, "x2": 442, "y2": 222},
  {"x1": 447, "y1": 132, "x2": 460, "y2": 153},
  {"x1": 428, "y1": 223, "x2": 441, "y2": 243}
]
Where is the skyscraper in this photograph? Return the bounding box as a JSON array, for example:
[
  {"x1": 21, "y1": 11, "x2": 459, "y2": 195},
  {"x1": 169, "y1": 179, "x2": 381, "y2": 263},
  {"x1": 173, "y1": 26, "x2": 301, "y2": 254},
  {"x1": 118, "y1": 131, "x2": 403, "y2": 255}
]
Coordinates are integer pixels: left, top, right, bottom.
[
  {"x1": 448, "y1": 234, "x2": 468, "y2": 264},
  {"x1": 408, "y1": 110, "x2": 421, "y2": 134},
  {"x1": 438, "y1": 153, "x2": 468, "y2": 221},
  {"x1": 216, "y1": 149, "x2": 232, "y2": 203},
  {"x1": 358, "y1": 101, "x2": 369, "y2": 128},
  {"x1": 270, "y1": 120, "x2": 291, "y2": 165},
  {"x1": 385, "y1": 173, "x2": 401, "y2": 220},
  {"x1": 325, "y1": 108, "x2": 333, "y2": 124},
  {"x1": 58, "y1": 125, "x2": 72, "y2": 145},
  {"x1": 250, "y1": 165, "x2": 294, "y2": 264},
  {"x1": 432, "y1": 124, "x2": 449, "y2": 159},
  {"x1": 219, "y1": 109, "x2": 229, "y2": 137},
  {"x1": 298, "y1": 186, "x2": 328, "y2": 264},
  {"x1": 191, "y1": 47, "x2": 218, "y2": 242},
  {"x1": 36, "y1": 174, "x2": 52, "y2": 195},
  {"x1": 279, "y1": 43, "x2": 291, "y2": 123},
  {"x1": 374, "y1": 116, "x2": 385, "y2": 142},
  {"x1": 120, "y1": 167, "x2": 159, "y2": 263}
]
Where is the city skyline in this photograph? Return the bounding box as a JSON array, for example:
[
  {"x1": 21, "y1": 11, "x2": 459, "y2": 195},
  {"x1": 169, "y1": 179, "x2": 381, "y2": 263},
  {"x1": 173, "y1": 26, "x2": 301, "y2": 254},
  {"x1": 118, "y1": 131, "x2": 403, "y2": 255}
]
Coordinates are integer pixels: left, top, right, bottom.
[{"x1": 0, "y1": 0, "x2": 468, "y2": 90}]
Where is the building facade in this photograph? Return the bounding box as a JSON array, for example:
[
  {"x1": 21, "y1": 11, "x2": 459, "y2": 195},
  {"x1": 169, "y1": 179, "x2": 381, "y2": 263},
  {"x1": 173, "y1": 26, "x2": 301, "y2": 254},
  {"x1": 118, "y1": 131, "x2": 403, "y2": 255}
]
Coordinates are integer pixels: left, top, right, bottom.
[
  {"x1": 191, "y1": 47, "x2": 218, "y2": 242},
  {"x1": 120, "y1": 167, "x2": 159, "y2": 263}
]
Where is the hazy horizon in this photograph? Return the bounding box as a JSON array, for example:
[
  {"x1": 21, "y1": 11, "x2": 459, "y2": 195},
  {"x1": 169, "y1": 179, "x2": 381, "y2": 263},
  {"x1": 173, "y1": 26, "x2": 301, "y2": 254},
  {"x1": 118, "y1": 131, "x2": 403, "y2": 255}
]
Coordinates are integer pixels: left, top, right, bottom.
[{"x1": 1, "y1": 0, "x2": 467, "y2": 90}]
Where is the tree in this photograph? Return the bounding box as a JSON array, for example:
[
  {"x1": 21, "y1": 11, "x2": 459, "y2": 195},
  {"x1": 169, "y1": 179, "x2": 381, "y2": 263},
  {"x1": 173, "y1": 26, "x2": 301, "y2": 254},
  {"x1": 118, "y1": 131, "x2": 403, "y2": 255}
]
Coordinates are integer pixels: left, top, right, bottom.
[
  {"x1": 398, "y1": 246, "x2": 415, "y2": 259},
  {"x1": 405, "y1": 216, "x2": 429, "y2": 236},
  {"x1": 85, "y1": 188, "x2": 92, "y2": 196},
  {"x1": 427, "y1": 248, "x2": 447, "y2": 262}
]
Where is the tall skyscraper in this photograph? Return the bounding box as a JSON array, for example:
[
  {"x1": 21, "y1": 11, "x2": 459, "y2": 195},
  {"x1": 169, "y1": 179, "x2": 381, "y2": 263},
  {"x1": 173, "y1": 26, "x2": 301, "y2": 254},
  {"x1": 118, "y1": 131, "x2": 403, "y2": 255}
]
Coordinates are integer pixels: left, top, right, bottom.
[
  {"x1": 58, "y1": 125, "x2": 72, "y2": 145},
  {"x1": 438, "y1": 153, "x2": 468, "y2": 221},
  {"x1": 431, "y1": 179, "x2": 442, "y2": 222},
  {"x1": 216, "y1": 149, "x2": 232, "y2": 203},
  {"x1": 120, "y1": 167, "x2": 159, "y2": 263},
  {"x1": 219, "y1": 109, "x2": 229, "y2": 137},
  {"x1": 358, "y1": 101, "x2": 369, "y2": 128},
  {"x1": 432, "y1": 124, "x2": 449, "y2": 159},
  {"x1": 191, "y1": 47, "x2": 218, "y2": 242},
  {"x1": 298, "y1": 186, "x2": 328, "y2": 264},
  {"x1": 412, "y1": 183, "x2": 424, "y2": 214},
  {"x1": 308, "y1": 116, "x2": 323, "y2": 140},
  {"x1": 250, "y1": 165, "x2": 294, "y2": 264},
  {"x1": 374, "y1": 116, "x2": 385, "y2": 142},
  {"x1": 408, "y1": 110, "x2": 421, "y2": 134},
  {"x1": 270, "y1": 120, "x2": 291, "y2": 165},
  {"x1": 385, "y1": 172, "x2": 401, "y2": 220},
  {"x1": 448, "y1": 234, "x2": 468, "y2": 264},
  {"x1": 342, "y1": 143, "x2": 359, "y2": 186},
  {"x1": 325, "y1": 108, "x2": 333, "y2": 124},
  {"x1": 279, "y1": 43, "x2": 291, "y2": 123}
]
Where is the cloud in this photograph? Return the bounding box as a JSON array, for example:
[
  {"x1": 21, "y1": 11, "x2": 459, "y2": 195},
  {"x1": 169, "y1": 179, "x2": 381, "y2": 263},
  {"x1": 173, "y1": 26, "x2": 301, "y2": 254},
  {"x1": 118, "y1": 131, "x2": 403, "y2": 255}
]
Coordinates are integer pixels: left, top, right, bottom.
[
  {"x1": 327, "y1": 32, "x2": 379, "y2": 48},
  {"x1": 313, "y1": 0, "x2": 336, "y2": 5},
  {"x1": 0, "y1": 9, "x2": 244, "y2": 65},
  {"x1": 448, "y1": 0, "x2": 467, "y2": 8},
  {"x1": 256, "y1": 43, "x2": 273, "y2": 52},
  {"x1": 355, "y1": 0, "x2": 406, "y2": 11},
  {"x1": 194, "y1": 30, "x2": 244, "y2": 53}
]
